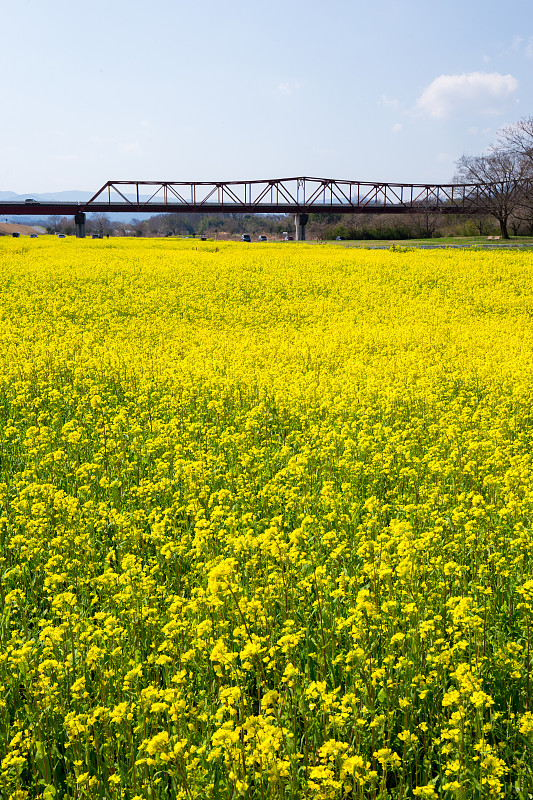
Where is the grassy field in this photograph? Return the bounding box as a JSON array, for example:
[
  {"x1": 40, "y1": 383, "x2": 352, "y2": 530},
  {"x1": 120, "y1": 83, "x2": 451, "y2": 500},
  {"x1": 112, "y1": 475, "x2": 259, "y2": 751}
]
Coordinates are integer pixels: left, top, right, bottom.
[
  {"x1": 1, "y1": 237, "x2": 533, "y2": 799},
  {"x1": 327, "y1": 235, "x2": 533, "y2": 248}
]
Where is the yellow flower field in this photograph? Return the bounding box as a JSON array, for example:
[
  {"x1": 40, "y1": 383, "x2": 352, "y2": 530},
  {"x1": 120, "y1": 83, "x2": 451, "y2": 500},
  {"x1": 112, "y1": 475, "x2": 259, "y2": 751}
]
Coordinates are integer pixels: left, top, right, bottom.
[{"x1": 1, "y1": 236, "x2": 533, "y2": 799}]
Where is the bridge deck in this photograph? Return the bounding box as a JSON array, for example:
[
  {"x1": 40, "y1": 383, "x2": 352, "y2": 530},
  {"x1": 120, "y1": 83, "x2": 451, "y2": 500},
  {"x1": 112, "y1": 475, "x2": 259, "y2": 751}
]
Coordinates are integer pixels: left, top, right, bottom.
[{"x1": 0, "y1": 201, "x2": 479, "y2": 216}]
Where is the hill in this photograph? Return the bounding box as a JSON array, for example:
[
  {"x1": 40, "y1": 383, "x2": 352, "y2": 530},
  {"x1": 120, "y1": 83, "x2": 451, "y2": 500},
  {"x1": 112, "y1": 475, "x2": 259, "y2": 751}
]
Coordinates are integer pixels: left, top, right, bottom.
[{"x1": 0, "y1": 222, "x2": 44, "y2": 236}]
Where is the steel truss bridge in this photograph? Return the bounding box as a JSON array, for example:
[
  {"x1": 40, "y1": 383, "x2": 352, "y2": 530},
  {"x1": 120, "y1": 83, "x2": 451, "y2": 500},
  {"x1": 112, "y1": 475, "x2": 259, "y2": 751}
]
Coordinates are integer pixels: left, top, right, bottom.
[{"x1": 0, "y1": 176, "x2": 528, "y2": 239}]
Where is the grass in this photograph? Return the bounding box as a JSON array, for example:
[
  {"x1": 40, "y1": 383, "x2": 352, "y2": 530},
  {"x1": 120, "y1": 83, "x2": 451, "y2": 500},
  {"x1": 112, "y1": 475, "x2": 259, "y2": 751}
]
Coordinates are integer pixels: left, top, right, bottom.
[{"x1": 327, "y1": 235, "x2": 533, "y2": 248}]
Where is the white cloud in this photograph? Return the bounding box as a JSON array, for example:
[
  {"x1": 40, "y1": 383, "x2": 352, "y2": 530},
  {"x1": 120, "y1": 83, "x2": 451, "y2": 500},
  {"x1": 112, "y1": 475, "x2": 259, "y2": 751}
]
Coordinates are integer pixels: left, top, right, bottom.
[
  {"x1": 497, "y1": 34, "x2": 533, "y2": 59},
  {"x1": 278, "y1": 82, "x2": 300, "y2": 97},
  {"x1": 415, "y1": 72, "x2": 518, "y2": 119},
  {"x1": 379, "y1": 94, "x2": 399, "y2": 111},
  {"x1": 499, "y1": 35, "x2": 533, "y2": 59},
  {"x1": 391, "y1": 123, "x2": 402, "y2": 133},
  {"x1": 467, "y1": 126, "x2": 492, "y2": 135}
]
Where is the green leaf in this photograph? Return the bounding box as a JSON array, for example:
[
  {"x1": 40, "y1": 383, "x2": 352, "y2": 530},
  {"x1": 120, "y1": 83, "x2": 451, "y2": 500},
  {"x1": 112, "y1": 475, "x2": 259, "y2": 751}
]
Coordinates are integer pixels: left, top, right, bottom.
[{"x1": 34, "y1": 741, "x2": 52, "y2": 784}]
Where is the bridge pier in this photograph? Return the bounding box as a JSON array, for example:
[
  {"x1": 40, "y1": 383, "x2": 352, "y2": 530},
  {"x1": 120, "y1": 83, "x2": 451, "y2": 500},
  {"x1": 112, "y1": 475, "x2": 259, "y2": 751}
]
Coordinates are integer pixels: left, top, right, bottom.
[
  {"x1": 74, "y1": 211, "x2": 86, "y2": 238},
  {"x1": 294, "y1": 213, "x2": 308, "y2": 241}
]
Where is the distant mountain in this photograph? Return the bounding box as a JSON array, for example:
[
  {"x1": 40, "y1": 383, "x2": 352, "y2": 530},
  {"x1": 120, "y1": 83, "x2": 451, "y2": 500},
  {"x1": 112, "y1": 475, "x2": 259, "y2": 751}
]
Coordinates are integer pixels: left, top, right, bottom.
[
  {"x1": 0, "y1": 191, "x2": 25, "y2": 201},
  {"x1": 0, "y1": 189, "x2": 92, "y2": 202},
  {"x1": 0, "y1": 189, "x2": 153, "y2": 223},
  {"x1": 32, "y1": 190, "x2": 93, "y2": 202}
]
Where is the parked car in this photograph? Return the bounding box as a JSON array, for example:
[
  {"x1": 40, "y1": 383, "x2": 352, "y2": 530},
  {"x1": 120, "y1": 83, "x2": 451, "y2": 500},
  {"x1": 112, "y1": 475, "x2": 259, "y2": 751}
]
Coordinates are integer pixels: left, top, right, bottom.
[
  {"x1": 336, "y1": 236, "x2": 345, "y2": 241},
  {"x1": 25, "y1": 199, "x2": 38, "y2": 204},
  {"x1": 57, "y1": 233, "x2": 66, "y2": 238},
  {"x1": 12, "y1": 232, "x2": 20, "y2": 238},
  {"x1": 284, "y1": 235, "x2": 293, "y2": 241},
  {"x1": 29, "y1": 233, "x2": 38, "y2": 238},
  {"x1": 258, "y1": 235, "x2": 267, "y2": 242},
  {"x1": 241, "y1": 234, "x2": 251, "y2": 242}
]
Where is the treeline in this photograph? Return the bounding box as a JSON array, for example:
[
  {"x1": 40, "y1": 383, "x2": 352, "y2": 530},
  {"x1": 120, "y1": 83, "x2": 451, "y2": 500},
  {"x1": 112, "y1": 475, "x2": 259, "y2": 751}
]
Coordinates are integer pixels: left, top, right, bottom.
[
  {"x1": 131, "y1": 212, "x2": 290, "y2": 238},
  {"x1": 46, "y1": 209, "x2": 526, "y2": 241},
  {"x1": 309, "y1": 210, "x2": 533, "y2": 240},
  {"x1": 45, "y1": 211, "x2": 292, "y2": 239},
  {"x1": 311, "y1": 213, "x2": 504, "y2": 241}
]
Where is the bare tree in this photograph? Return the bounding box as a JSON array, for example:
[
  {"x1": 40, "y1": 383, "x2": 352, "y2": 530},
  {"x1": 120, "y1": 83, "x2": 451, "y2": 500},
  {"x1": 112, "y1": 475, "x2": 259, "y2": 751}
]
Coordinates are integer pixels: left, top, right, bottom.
[
  {"x1": 454, "y1": 147, "x2": 529, "y2": 239},
  {"x1": 461, "y1": 214, "x2": 494, "y2": 236},
  {"x1": 509, "y1": 215, "x2": 524, "y2": 236},
  {"x1": 89, "y1": 213, "x2": 112, "y2": 236},
  {"x1": 47, "y1": 215, "x2": 62, "y2": 233},
  {"x1": 496, "y1": 117, "x2": 533, "y2": 224},
  {"x1": 412, "y1": 202, "x2": 442, "y2": 238},
  {"x1": 497, "y1": 117, "x2": 533, "y2": 168}
]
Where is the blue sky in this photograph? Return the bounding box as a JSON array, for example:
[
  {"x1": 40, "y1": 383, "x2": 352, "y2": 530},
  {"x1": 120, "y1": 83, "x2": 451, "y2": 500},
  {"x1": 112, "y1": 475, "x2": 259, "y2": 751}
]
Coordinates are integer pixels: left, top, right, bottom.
[{"x1": 2, "y1": 0, "x2": 533, "y2": 192}]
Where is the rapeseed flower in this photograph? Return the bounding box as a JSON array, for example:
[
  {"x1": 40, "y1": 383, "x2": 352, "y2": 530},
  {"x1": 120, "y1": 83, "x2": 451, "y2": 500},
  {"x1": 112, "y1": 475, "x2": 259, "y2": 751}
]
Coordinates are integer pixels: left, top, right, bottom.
[{"x1": 1, "y1": 237, "x2": 533, "y2": 797}]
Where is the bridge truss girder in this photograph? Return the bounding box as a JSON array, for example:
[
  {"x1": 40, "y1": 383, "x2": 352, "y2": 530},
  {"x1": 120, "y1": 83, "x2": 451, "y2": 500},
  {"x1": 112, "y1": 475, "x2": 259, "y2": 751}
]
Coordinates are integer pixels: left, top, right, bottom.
[{"x1": 82, "y1": 176, "x2": 530, "y2": 216}]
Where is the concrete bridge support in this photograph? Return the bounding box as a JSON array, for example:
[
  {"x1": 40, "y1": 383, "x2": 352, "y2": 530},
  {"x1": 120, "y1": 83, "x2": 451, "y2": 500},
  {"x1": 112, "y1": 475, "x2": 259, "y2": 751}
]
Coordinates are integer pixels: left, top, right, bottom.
[
  {"x1": 294, "y1": 212, "x2": 308, "y2": 241},
  {"x1": 74, "y1": 211, "x2": 86, "y2": 238}
]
